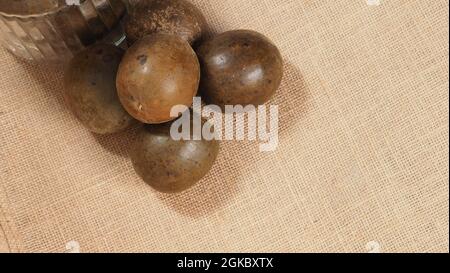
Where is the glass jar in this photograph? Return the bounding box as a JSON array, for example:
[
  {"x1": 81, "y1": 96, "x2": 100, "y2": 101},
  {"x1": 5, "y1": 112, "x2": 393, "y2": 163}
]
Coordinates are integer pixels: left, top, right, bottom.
[{"x1": 0, "y1": 0, "x2": 126, "y2": 62}]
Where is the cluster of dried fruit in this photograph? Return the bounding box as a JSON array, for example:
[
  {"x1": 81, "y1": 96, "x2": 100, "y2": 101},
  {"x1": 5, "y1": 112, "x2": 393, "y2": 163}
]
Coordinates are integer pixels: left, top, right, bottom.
[{"x1": 63, "y1": 0, "x2": 283, "y2": 193}]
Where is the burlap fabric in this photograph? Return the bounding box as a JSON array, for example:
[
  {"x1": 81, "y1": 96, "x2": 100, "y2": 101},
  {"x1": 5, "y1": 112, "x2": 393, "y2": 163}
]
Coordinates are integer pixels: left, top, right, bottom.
[{"x1": 0, "y1": 0, "x2": 448, "y2": 253}]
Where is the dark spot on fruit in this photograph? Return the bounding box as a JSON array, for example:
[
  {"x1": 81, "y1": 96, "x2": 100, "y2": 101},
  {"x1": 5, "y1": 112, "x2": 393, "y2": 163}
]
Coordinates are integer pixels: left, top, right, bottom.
[
  {"x1": 91, "y1": 81, "x2": 97, "y2": 86},
  {"x1": 96, "y1": 49, "x2": 103, "y2": 55},
  {"x1": 137, "y1": 54, "x2": 147, "y2": 65}
]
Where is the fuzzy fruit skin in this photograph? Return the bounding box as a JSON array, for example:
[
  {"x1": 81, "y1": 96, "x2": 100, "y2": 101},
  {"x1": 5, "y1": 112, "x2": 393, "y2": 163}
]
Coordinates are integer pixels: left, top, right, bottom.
[
  {"x1": 63, "y1": 43, "x2": 136, "y2": 135},
  {"x1": 131, "y1": 116, "x2": 220, "y2": 193},
  {"x1": 116, "y1": 33, "x2": 200, "y2": 124},
  {"x1": 197, "y1": 30, "x2": 284, "y2": 108},
  {"x1": 124, "y1": 0, "x2": 207, "y2": 46}
]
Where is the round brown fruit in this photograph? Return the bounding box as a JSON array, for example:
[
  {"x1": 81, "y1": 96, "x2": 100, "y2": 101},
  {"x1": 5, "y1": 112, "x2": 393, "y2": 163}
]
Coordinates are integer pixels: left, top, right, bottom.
[
  {"x1": 197, "y1": 30, "x2": 283, "y2": 108},
  {"x1": 116, "y1": 33, "x2": 200, "y2": 124},
  {"x1": 124, "y1": 0, "x2": 207, "y2": 45},
  {"x1": 63, "y1": 43, "x2": 136, "y2": 135},
  {"x1": 131, "y1": 114, "x2": 220, "y2": 193}
]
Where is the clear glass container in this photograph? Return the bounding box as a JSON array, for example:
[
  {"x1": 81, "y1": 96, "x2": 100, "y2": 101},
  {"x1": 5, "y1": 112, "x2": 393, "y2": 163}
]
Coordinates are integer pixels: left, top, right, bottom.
[{"x1": 0, "y1": 0, "x2": 126, "y2": 62}]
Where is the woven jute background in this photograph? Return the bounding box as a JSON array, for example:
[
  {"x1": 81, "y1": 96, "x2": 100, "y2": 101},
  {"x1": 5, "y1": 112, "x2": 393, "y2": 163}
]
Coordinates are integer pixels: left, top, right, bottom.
[{"x1": 0, "y1": 0, "x2": 448, "y2": 253}]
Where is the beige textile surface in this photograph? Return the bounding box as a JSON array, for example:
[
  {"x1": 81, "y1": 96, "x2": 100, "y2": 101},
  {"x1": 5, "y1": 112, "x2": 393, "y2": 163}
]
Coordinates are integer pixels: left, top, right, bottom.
[{"x1": 0, "y1": 0, "x2": 449, "y2": 253}]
